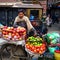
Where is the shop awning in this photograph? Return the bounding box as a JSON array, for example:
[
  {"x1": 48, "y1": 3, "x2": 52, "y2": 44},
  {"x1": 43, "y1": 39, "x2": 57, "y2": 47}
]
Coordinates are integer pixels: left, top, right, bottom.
[
  {"x1": 0, "y1": 2, "x2": 23, "y2": 7},
  {"x1": 0, "y1": 2, "x2": 43, "y2": 9},
  {"x1": 12, "y1": 4, "x2": 43, "y2": 9},
  {"x1": 0, "y1": 3, "x2": 13, "y2": 7}
]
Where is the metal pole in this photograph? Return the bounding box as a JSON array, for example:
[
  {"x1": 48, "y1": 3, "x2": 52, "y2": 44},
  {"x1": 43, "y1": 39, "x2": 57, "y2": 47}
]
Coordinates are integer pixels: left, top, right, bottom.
[{"x1": 5, "y1": 9, "x2": 7, "y2": 26}]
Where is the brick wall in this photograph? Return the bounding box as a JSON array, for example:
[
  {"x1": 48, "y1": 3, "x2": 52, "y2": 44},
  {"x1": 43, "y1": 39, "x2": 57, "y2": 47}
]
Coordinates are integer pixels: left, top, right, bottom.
[{"x1": 40, "y1": 0, "x2": 47, "y2": 13}]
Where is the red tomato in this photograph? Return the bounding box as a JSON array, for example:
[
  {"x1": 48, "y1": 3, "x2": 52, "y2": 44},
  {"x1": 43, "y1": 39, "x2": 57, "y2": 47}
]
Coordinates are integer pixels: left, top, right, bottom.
[
  {"x1": 39, "y1": 51, "x2": 42, "y2": 54},
  {"x1": 43, "y1": 47, "x2": 46, "y2": 50},
  {"x1": 40, "y1": 47, "x2": 44, "y2": 51},
  {"x1": 26, "y1": 45, "x2": 30, "y2": 49},
  {"x1": 32, "y1": 46, "x2": 35, "y2": 50},
  {"x1": 26, "y1": 44, "x2": 28, "y2": 46},
  {"x1": 29, "y1": 45, "x2": 32, "y2": 48},
  {"x1": 41, "y1": 44, "x2": 45, "y2": 48},
  {"x1": 29, "y1": 45, "x2": 32, "y2": 50},
  {"x1": 36, "y1": 48, "x2": 40, "y2": 52},
  {"x1": 33, "y1": 49, "x2": 37, "y2": 53}
]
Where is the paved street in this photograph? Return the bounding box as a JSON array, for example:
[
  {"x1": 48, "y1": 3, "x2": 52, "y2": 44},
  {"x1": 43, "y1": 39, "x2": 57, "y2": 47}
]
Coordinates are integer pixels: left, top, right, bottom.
[{"x1": 48, "y1": 23, "x2": 60, "y2": 33}]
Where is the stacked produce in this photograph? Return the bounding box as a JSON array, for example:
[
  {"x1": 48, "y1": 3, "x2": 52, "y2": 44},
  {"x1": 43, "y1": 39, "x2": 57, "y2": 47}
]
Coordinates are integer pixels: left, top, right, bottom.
[
  {"x1": 2, "y1": 26, "x2": 26, "y2": 41},
  {"x1": 45, "y1": 32, "x2": 60, "y2": 44},
  {"x1": 45, "y1": 32, "x2": 60, "y2": 54},
  {"x1": 26, "y1": 36, "x2": 46, "y2": 54}
]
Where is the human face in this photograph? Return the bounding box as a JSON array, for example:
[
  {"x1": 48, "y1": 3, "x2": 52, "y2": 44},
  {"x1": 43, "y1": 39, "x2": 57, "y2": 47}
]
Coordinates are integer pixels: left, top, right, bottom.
[{"x1": 18, "y1": 12, "x2": 24, "y2": 18}]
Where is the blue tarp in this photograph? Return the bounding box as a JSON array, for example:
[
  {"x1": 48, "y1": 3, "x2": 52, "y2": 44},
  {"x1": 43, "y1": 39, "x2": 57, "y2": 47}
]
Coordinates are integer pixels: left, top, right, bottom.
[{"x1": 0, "y1": 23, "x2": 3, "y2": 26}]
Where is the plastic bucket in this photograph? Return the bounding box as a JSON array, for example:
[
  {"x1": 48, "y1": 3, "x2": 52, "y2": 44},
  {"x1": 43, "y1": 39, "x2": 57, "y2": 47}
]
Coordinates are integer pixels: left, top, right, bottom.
[
  {"x1": 48, "y1": 46, "x2": 59, "y2": 54},
  {"x1": 54, "y1": 50, "x2": 60, "y2": 60}
]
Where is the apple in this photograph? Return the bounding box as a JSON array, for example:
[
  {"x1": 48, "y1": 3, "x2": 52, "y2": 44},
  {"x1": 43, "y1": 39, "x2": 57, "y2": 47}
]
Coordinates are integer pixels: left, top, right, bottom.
[
  {"x1": 14, "y1": 35, "x2": 17, "y2": 39},
  {"x1": 7, "y1": 27, "x2": 11, "y2": 30},
  {"x1": 3, "y1": 31, "x2": 8, "y2": 35},
  {"x1": 16, "y1": 33, "x2": 19, "y2": 36},
  {"x1": 13, "y1": 30, "x2": 16, "y2": 33},
  {"x1": 19, "y1": 37, "x2": 22, "y2": 40},
  {"x1": 2, "y1": 26, "x2": 26, "y2": 41},
  {"x1": 23, "y1": 32, "x2": 26, "y2": 35},
  {"x1": 3, "y1": 26, "x2": 7, "y2": 29},
  {"x1": 10, "y1": 27, "x2": 14, "y2": 30},
  {"x1": 16, "y1": 38, "x2": 19, "y2": 40},
  {"x1": 17, "y1": 35, "x2": 20, "y2": 39},
  {"x1": 17, "y1": 26, "x2": 21, "y2": 29},
  {"x1": 2, "y1": 31, "x2": 6, "y2": 35},
  {"x1": 8, "y1": 33, "x2": 12, "y2": 38},
  {"x1": 17, "y1": 29, "x2": 20, "y2": 32},
  {"x1": 14, "y1": 28, "x2": 17, "y2": 31},
  {"x1": 5, "y1": 35, "x2": 8, "y2": 38},
  {"x1": 12, "y1": 34, "x2": 15, "y2": 37},
  {"x1": 12, "y1": 38, "x2": 15, "y2": 41}
]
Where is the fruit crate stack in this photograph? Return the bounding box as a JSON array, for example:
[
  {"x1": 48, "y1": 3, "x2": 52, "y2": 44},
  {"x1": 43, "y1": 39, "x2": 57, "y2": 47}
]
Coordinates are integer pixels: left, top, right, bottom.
[
  {"x1": 2, "y1": 26, "x2": 26, "y2": 41},
  {"x1": 25, "y1": 36, "x2": 46, "y2": 55}
]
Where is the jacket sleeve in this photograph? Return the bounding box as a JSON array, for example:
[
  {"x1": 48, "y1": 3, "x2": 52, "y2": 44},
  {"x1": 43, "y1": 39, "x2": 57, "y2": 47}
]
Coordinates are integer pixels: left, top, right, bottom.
[
  {"x1": 25, "y1": 17, "x2": 34, "y2": 31},
  {"x1": 13, "y1": 17, "x2": 18, "y2": 28},
  {"x1": 28, "y1": 28, "x2": 40, "y2": 37},
  {"x1": 25, "y1": 17, "x2": 38, "y2": 36}
]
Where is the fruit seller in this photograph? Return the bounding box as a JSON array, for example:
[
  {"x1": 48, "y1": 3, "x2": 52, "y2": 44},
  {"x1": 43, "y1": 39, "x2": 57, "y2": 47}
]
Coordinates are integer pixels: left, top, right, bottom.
[{"x1": 13, "y1": 9, "x2": 38, "y2": 37}]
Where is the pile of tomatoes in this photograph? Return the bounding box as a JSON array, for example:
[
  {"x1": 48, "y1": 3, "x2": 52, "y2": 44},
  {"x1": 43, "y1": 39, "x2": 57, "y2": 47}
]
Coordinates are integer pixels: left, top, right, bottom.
[
  {"x1": 26, "y1": 43, "x2": 46, "y2": 54},
  {"x1": 26, "y1": 37, "x2": 46, "y2": 54}
]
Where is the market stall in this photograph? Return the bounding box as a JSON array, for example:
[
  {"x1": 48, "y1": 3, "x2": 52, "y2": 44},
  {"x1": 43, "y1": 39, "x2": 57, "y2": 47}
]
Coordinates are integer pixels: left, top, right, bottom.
[
  {"x1": 0, "y1": 26, "x2": 28, "y2": 60},
  {"x1": 0, "y1": 26, "x2": 46, "y2": 60},
  {"x1": 0, "y1": 26, "x2": 60, "y2": 60}
]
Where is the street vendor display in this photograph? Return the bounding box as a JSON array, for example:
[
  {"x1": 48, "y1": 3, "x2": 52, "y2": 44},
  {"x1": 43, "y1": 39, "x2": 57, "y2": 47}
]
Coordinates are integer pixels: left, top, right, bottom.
[
  {"x1": 45, "y1": 32, "x2": 60, "y2": 44},
  {"x1": 0, "y1": 26, "x2": 27, "y2": 60},
  {"x1": 45, "y1": 32, "x2": 60, "y2": 54},
  {"x1": 2, "y1": 26, "x2": 26, "y2": 41},
  {"x1": 25, "y1": 36, "x2": 46, "y2": 55}
]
